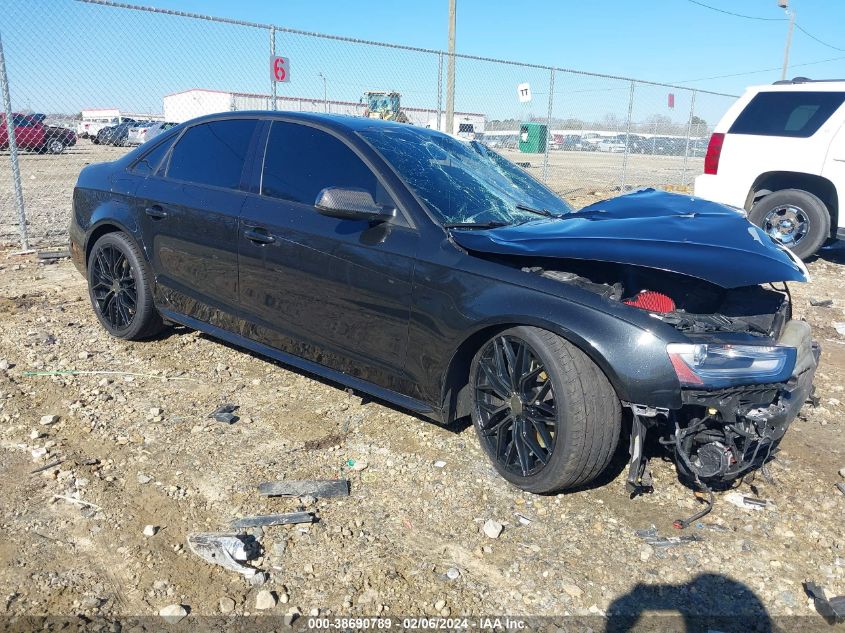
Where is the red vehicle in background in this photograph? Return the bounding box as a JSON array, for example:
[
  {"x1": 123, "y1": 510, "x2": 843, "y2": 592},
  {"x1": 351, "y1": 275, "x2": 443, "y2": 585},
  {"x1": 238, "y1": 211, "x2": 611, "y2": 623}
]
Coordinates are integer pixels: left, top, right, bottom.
[{"x1": 0, "y1": 113, "x2": 77, "y2": 154}]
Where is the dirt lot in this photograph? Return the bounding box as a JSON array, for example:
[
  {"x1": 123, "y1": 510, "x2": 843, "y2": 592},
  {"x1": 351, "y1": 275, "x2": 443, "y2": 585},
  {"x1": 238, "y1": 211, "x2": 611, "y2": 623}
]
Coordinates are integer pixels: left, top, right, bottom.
[
  {"x1": 0, "y1": 140, "x2": 700, "y2": 248},
  {"x1": 0, "y1": 232, "x2": 844, "y2": 629}
]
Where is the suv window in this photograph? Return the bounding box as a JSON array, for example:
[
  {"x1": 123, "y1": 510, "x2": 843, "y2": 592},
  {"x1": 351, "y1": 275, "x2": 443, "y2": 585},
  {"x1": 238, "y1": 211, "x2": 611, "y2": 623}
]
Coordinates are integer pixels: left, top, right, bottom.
[
  {"x1": 261, "y1": 121, "x2": 388, "y2": 206},
  {"x1": 167, "y1": 119, "x2": 258, "y2": 189},
  {"x1": 132, "y1": 137, "x2": 175, "y2": 176},
  {"x1": 729, "y1": 91, "x2": 845, "y2": 138}
]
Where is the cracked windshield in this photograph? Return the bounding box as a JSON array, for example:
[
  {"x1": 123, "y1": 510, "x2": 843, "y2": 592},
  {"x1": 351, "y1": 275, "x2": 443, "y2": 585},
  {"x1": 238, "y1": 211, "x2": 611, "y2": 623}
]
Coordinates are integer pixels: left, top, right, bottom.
[{"x1": 359, "y1": 127, "x2": 572, "y2": 227}]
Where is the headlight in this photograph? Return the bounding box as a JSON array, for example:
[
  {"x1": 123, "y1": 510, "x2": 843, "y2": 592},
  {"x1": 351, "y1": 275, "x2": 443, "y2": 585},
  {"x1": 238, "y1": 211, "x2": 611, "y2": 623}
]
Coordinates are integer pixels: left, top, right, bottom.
[{"x1": 666, "y1": 343, "x2": 796, "y2": 387}]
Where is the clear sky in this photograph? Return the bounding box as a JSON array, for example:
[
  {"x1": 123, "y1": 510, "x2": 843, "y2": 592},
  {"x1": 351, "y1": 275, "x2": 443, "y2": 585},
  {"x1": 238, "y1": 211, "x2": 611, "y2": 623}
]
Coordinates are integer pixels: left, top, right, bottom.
[{"x1": 2, "y1": 0, "x2": 844, "y2": 128}]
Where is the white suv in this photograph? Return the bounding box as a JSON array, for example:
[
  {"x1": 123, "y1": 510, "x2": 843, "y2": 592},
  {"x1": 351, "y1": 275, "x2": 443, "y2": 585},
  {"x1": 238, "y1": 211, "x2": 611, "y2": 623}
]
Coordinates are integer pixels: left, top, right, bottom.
[{"x1": 694, "y1": 78, "x2": 845, "y2": 259}]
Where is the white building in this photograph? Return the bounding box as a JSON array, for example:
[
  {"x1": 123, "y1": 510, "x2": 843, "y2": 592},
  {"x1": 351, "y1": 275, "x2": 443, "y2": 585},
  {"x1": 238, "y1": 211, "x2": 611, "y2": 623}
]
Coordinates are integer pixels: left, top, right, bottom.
[{"x1": 162, "y1": 88, "x2": 485, "y2": 134}]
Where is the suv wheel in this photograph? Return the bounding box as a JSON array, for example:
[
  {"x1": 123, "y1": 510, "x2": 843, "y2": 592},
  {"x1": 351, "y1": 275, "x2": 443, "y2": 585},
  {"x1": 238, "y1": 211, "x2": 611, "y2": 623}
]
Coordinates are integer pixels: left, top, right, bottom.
[
  {"x1": 469, "y1": 326, "x2": 621, "y2": 494},
  {"x1": 87, "y1": 232, "x2": 164, "y2": 340},
  {"x1": 749, "y1": 188, "x2": 830, "y2": 260}
]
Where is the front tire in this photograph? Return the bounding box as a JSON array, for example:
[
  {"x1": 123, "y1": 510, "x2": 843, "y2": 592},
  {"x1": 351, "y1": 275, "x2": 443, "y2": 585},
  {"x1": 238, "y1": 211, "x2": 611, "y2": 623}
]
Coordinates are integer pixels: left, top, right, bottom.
[
  {"x1": 87, "y1": 232, "x2": 163, "y2": 340},
  {"x1": 46, "y1": 138, "x2": 65, "y2": 154},
  {"x1": 748, "y1": 188, "x2": 830, "y2": 260},
  {"x1": 469, "y1": 327, "x2": 621, "y2": 493}
]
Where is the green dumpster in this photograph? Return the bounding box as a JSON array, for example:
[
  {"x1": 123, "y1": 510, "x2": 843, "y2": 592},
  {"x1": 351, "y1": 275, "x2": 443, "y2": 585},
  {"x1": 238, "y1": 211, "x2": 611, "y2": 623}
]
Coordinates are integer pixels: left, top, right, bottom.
[{"x1": 519, "y1": 122, "x2": 547, "y2": 153}]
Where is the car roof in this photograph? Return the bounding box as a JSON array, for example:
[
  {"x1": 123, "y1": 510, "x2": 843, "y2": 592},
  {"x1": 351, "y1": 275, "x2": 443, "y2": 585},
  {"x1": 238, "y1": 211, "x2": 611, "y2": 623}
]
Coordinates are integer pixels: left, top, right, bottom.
[{"x1": 181, "y1": 110, "x2": 435, "y2": 135}]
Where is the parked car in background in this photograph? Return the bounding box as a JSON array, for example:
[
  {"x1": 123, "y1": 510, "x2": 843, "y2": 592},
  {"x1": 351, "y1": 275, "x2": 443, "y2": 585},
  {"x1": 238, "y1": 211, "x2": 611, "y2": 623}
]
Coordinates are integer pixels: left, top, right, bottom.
[
  {"x1": 596, "y1": 137, "x2": 626, "y2": 153},
  {"x1": 79, "y1": 117, "x2": 121, "y2": 139},
  {"x1": 94, "y1": 119, "x2": 142, "y2": 146},
  {"x1": 70, "y1": 112, "x2": 817, "y2": 497},
  {"x1": 695, "y1": 78, "x2": 845, "y2": 259},
  {"x1": 0, "y1": 113, "x2": 77, "y2": 154},
  {"x1": 126, "y1": 121, "x2": 178, "y2": 146}
]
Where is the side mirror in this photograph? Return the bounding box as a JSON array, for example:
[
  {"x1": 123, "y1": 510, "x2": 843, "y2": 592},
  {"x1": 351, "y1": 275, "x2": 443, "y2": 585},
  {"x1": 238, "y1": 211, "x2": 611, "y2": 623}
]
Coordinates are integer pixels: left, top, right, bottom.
[{"x1": 314, "y1": 187, "x2": 395, "y2": 223}]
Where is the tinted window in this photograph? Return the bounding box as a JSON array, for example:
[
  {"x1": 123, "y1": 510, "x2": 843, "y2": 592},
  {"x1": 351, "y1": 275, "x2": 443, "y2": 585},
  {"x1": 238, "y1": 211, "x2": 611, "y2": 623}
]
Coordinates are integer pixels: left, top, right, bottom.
[
  {"x1": 729, "y1": 91, "x2": 845, "y2": 138},
  {"x1": 167, "y1": 119, "x2": 258, "y2": 189},
  {"x1": 132, "y1": 137, "x2": 174, "y2": 176},
  {"x1": 262, "y1": 122, "x2": 382, "y2": 205}
]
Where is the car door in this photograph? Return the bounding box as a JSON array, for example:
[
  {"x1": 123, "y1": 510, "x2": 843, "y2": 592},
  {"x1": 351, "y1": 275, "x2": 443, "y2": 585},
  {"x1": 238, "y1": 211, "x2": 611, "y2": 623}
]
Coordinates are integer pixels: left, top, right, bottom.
[
  {"x1": 238, "y1": 120, "x2": 418, "y2": 392},
  {"x1": 136, "y1": 118, "x2": 260, "y2": 329}
]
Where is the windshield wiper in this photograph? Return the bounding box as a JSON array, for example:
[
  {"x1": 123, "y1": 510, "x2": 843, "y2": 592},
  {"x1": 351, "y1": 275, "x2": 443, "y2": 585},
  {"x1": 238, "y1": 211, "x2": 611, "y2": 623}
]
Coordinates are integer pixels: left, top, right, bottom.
[
  {"x1": 442, "y1": 220, "x2": 511, "y2": 229},
  {"x1": 515, "y1": 204, "x2": 563, "y2": 218}
]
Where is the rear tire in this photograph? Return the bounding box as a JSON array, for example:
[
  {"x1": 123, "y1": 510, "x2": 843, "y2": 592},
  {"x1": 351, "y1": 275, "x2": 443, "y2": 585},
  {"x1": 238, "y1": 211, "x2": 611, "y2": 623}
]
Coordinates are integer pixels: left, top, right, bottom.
[
  {"x1": 87, "y1": 232, "x2": 164, "y2": 340},
  {"x1": 749, "y1": 188, "x2": 830, "y2": 260},
  {"x1": 469, "y1": 326, "x2": 621, "y2": 493}
]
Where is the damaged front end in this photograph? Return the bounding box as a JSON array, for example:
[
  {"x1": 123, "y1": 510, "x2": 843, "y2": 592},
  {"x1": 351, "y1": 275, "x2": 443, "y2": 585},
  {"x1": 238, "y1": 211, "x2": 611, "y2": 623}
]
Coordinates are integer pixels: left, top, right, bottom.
[{"x1": 448, "y1": 190, "x2": 820, "y2": 509}]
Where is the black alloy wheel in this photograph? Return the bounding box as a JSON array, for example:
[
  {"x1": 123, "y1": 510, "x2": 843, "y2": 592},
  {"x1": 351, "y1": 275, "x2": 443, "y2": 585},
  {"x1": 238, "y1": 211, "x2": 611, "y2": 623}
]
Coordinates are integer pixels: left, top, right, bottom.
[
  {"x1": 91, "y1": 244, "x2": 137, "y2": 330},
  {"x1": 474, "y1": 335, "x2": 556, "y2": 477},
  {"x1": 87, "y1": 232, "x2": 163, "y2": 340}
]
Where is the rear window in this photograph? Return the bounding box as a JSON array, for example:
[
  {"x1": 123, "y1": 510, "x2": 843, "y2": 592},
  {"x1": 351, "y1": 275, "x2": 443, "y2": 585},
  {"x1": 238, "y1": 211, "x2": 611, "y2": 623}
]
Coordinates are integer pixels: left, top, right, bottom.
[{"x1": 729, "y1": 91, "x2": 845, "y2": 138}]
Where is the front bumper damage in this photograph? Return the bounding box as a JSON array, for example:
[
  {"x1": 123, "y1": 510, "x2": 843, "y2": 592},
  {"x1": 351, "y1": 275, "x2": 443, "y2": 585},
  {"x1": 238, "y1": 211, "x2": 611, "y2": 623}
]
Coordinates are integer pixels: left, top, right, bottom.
[{"x1": 624, "y1": 320, "x2": 820, "y2": 506}]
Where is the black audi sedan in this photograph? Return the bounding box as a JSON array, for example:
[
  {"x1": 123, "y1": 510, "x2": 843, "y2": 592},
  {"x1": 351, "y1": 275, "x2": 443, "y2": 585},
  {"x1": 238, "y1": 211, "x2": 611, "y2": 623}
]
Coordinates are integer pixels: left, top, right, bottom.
[{"x1": 70, "y1": 112, "x2": 818, "y2": 497}]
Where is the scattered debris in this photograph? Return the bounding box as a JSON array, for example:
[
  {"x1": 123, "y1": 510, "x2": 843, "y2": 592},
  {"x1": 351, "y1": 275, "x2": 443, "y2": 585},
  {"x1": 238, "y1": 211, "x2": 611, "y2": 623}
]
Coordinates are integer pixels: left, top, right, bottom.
[
  {"x1": 804, "y1": 582, "x2": 845, "y2": 623},
  {"x1": 159, "y1": 604, "x2": 188, "y2": 624},
  {"x1": 258, "y1": 480, "x2": 349, "y2": 498},
  {"x1": 231, "y1": 512, "x2": 316, "y2": 529},
  {"x1": 695, "y1": 522, "x2": 731, "y2": 532},
  {"x1": 483, "y1": 519, "x2": 503, "y2": 539},
  {"x1": 515, "y1": 513, "x2": 532, "y2": 526},
  {"x1": 724, "y1": 492, "x2": 770, "y2": 510},
  {"x1": 348, "y1": 459, "x2": 368, "y2": 472},
  {"x1": 833, "y1": 322, "x2": 845, "y2": 337},
  {"x1": 810, "y1": 298, "x2": 834, "y2": 307},
  {"x1": 255, "y1": 590, "x2": 277, "y2": 611},
  {"x1": 30, "y1": 459, "x2": 64, "y2": 474},
  {"x1": 635, "y1": 525, "x2": 704, "y2": 548},
  {"x1": 836, "y1": 482, "x2": 845, "y2": 497},
  {"x1": 433, "y1": 460, "x2": 447, "y2": 468},
  {"x1": 143, "y1": 525, "x2": 159, "y2": 537},
  {"x1": 839, "y1": 467, "x2": 845, "y2": 479},
  {"x1": 187, "y1": 532, "x2": 259, "y2": 578},
  {"x1": 137, "y1": 473, "x2": 152, "y2": 485},
  {"x1": 39, "y1": 414, "x2": 59, "y2": 426},
  {"x1": 250, "y1": 571, "x2": 269, "y2": 587},
  {"x1": 53, "y1": 494, "x2": 101, "y2": 511},
  {"x1": 36, "y1": 249, "x2": 71, "y2": 261},
  {"x1": 208, "y1": 403, "x2": 239, "y2": 424},
  {"x1": 446, "y1": 567, "x2": 460, "y2": 580}
]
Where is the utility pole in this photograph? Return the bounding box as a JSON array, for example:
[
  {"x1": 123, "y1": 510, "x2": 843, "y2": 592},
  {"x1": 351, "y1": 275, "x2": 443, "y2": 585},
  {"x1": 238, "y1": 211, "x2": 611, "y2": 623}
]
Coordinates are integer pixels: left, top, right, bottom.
[
  {"x1": 779, "y1": 0, "x2": 795, "y2": 81},
  {"x1": 445, "y1": 0, "x2": 456, "y2": 134}
]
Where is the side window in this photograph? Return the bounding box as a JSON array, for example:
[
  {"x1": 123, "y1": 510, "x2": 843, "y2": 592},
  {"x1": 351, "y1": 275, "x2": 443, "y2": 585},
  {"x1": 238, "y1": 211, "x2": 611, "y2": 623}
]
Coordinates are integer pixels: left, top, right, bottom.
[
  {"x1": 167, "y1": 119, "x2": 258, "y2": 189},
  {"x1": 261, "y1": 121, "x2": 388, "y2": 206},
  {"x1": 729, "y1": 91, "x2": 845, "y2": 138},
  {"x1": 132, "y1": 137, "x2": 174, "y2": 176}
]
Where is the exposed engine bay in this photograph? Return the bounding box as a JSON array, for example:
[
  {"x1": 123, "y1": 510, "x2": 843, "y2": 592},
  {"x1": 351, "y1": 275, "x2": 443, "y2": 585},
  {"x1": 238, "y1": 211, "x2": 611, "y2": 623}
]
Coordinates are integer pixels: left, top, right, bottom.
[{"x1": 521, "y1": 259, "x2": 792, "y2": 339}]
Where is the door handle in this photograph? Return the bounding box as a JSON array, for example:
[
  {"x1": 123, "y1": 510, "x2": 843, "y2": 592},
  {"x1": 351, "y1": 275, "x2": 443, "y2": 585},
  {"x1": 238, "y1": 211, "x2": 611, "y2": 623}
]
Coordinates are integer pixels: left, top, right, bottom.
[
  {"x1": 145, "y1": 205, "x2": 168, "y2": 220},
  {"x1": 244, "y1": 227, "x2": 275, "y2": 244}
]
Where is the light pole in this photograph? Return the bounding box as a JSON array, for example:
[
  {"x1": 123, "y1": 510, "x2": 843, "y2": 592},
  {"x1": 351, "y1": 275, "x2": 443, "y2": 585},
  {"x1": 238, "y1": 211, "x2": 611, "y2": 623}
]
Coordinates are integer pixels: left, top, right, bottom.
[
  {"x1": 779, "y1": 0, "x2": 795, "y2": 81},
  {"x1": 445, "y1": 0, "x2": 456, "y2": 134},
  {"x1": 318, "y1": 72, "x2": 328, "y2": 112}
]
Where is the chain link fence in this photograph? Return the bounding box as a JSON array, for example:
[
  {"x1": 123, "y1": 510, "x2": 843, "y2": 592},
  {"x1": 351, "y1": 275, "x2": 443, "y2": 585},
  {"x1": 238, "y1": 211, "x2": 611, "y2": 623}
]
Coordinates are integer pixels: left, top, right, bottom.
[{"x1": 0, "y1": 0, "x2": 738, "y2": 248}]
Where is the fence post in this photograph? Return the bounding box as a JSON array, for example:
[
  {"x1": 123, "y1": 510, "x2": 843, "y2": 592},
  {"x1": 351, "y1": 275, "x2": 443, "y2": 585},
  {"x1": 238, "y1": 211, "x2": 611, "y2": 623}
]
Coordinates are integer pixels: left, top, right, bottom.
[
  {"x1": 269, "y1": 27, "x2": 276, "y2": 110},
  {"x1": 681, "y1": 89, "x2": 697, "y2": 186},
  {"x1": 619, "y1": 80, "x2": 635, "y2": 192},
  {"x1": 0, "y1": 32, "x2": 28, "y2": 252},
  {"x1": 436, "y1": 52, "x2": 443, "y2": 132},
  {"x1": 542, "y1": 68, "x2": 555, "y2": 183}
]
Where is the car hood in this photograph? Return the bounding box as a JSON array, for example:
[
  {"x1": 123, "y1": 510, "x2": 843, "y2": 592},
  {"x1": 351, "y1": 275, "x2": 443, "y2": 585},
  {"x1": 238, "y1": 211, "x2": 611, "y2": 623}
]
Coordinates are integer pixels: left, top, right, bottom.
[{"x1": 449, "y1": 189, "x2": 808, "y2": 289}]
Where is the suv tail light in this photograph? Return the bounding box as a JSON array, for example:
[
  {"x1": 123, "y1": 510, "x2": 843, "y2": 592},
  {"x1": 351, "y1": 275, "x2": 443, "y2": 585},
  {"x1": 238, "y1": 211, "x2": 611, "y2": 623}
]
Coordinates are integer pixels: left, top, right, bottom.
[{"x1": 704, "y1": 132, "x2": 725, "y2": 175}]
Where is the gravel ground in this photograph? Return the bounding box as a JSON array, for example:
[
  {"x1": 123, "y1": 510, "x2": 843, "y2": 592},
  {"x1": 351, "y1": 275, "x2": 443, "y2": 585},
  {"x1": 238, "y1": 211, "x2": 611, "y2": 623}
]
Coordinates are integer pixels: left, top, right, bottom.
[
  {"x1": 0, "y1": 224, "x2": 843, "y2": 630},
  {"x1": 0, "y1": 141, "x2": 700, "y2": 249}
]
